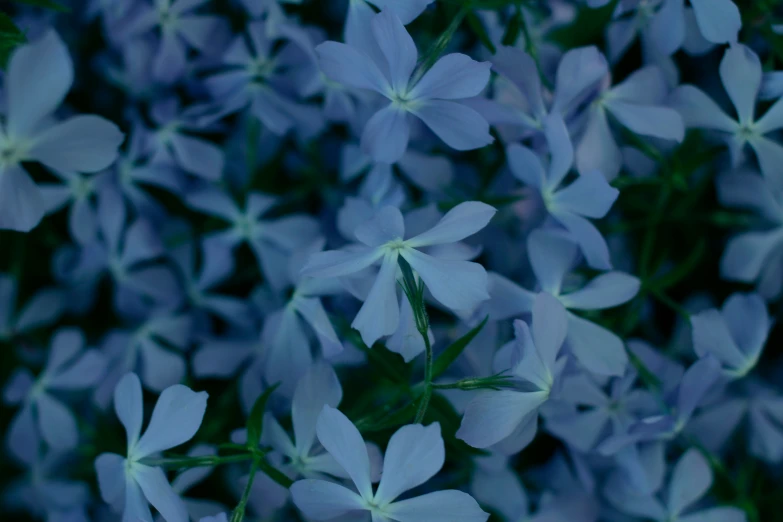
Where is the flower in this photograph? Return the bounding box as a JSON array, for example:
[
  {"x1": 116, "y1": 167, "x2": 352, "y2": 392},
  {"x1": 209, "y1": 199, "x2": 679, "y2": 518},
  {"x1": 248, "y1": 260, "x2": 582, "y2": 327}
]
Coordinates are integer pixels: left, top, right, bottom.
[
  {"x1": 690, "y1": 292, "x2": 770, "y2": 378},
  {"x1": 316, "y1": 10, "x2": 493, "y2": 163},
  {"x1": 716, "y1": 169, "x2": 783, "y2": 299},
  {"x1": 301, "y1": 202, "x2": 496, "y2": 346},
  {"x1": 95, "y1": 373, "x2": 208, "y2": 522},
  {"x1": 291, "y1": 405, "x2": 488, "y2": 522},
  {"x1": 506, "y1": 113, "x2": 619, "y2": 269},
  {"x1": 488, "y1": 229, "x2": 639, "y2": 376},
  {"x1": 5, "y1": 329, "x2": 106, "y2": 460},
  {"x1": 0, "y1": 30, "x2": 124, "y2": 232},
  {"x1": 457, "y1": 292, "x2": 567, "y2": 452},
  {"x1": 605, "y1": 449, "x2": 746, "y2": 522},
  {"x1": 670, "y1": 44, "x2": 783, "y2": 191}
]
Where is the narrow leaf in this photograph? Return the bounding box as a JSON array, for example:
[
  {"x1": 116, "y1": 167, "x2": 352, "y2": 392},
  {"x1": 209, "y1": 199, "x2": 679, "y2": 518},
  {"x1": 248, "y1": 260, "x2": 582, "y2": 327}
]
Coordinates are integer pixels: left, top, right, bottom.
[
  {"x1": 466, "y1": 12, "x2": 496, "y2": 54},
  {"x1": 432, "y1": 316, "x2": 488, "y2": 379},
  {"x1": 246, "y1": 383, "x2": 279, "y2": 449},
  {"x1": 0, "y1": 13, "x2": 25, "y2": 69}
]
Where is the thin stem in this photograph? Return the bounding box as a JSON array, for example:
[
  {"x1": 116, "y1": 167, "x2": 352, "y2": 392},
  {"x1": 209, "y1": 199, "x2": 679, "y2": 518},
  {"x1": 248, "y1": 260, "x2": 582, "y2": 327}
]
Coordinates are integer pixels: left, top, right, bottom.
[
  {"x1": 412, "y1": 4, "x2": 471, "y2": 85},
  {"x1": 140, "y1": 453, "x2": 254, "y2": 469},
  {"x1": 258, "y1": 458, "x2": 294, "y2": 488},
  {"x1": 414, "y1": 328, "x2": 434, "y2": 423},
  {"x1": 230, "y1": 458, "x2": 260, "y2": 522}
]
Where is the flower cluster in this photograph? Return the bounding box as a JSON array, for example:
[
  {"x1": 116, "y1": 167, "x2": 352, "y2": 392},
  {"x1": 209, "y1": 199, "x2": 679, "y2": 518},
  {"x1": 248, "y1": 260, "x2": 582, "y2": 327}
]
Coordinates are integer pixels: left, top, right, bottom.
[{"x1": 0, "y1": 0, "x2": 781, "y2": 522}]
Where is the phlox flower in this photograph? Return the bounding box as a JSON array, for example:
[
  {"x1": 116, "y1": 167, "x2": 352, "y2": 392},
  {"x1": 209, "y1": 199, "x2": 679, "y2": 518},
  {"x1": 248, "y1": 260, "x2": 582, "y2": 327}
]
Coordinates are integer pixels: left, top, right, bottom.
[
  {"x1": 39, "y1": 170, "x2": 105, "y2": 245},
  {"x1": 488, "y1": 229, "x2": 639, "y2": 376},
  {"x1": 507, "y1": 113, "x2": 619, "y2": 269},
  {"x1": 301, "y1": 201, "x2": 496, "y2": 347},
  {"x1": 0, "y1": 274, "x2": 64, "y2": 342},
  {"x1": 716, "y1": 169, "x2": 783, "y2": 299},
  {"x1": 169, "y1": 239, "x2": 252, "y2": 328},
  {"x1": 185, "y1": 186, "x2": 320, "y2": 290},
  {"x1": 261, "y1": 239, "x2": 344, "y2": 392},
  {"x1": 688, "y1": 381, "x2": 783, "y2": 464},
  {"x1": 345, "y1": 0, "x2": 434, "y2": 55},
  {"x1": 95, "y1": 373, "x2": 208, "y2": 522},
  {"x1": 291, "y1": 406, "x2": 488, "y2": 522},
  {"x1": 576, "y1": 64, "x2": 685, "y2": 180},
  {"x1": 121, "y1": 0, "x2": 230, "y2": 84},
  {"x1": 605, "y1": 449, "x2": 745, "y2": 522},
  {"x1": 670, "y1": 44, "x2": 783, "y2": 191},
  {"x1": 690, "y1": 292, "x2": 770, "y2": 378},
  {"x1": 5, "y1": 329, "x2": 106, "y2": 461},
  {"x1": 457, "y1": 292, "x2": 568, "y2": 453},
  {"x1": 261, "y1": 362, "x2": 381, "y2": 481},
  {"x1": 0, "y1": 30, "x2": 124, "y2": 232},
  {"x1": 316, "y1": 10, "x2": 493, "y2": 163},
  {"x1": 544, "y1": 369, "x2": 657, "y2": 452}
]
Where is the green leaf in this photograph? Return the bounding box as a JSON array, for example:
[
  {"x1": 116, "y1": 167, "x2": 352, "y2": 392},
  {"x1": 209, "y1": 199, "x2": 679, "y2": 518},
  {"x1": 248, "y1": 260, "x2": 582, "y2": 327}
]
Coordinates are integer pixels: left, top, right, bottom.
[
  {"x1": 432, "y1": 316, "x2": 488, "y2": 379},
  {"x1": 0, "y1": 13, "x2": 26, "y2": 69},
  {"x1": 653, "y1": 237, "x2": 707, "y2": 290},
  {"x1": 357, "y1": 397, "x2": 421, "y2": 433},
  {"x1": 246, "y1": 383, "x2": 279, "y2": 450},
  {"x1": 10, "y1": 0, "x2": 70, "y2": 12},
  {"x1": 466, "y1": 12, "x2": 496, "y2": 54},
  {"x1": 501, "y1": 7, "x2": 523, "y2": 46}
]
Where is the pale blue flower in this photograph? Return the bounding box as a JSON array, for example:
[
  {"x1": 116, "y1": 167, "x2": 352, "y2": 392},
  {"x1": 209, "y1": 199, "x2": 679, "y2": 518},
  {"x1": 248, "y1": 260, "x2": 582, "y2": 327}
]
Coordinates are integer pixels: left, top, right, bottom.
[
  {"x1": 95, "y1": 373, "x2": 208, "y2": 522},
  {"x1": 605, "y1": 449, "x2": 746, "y2": 522},
  {"x1": 0, "y1": 274, "x2": 64, "y2": 342},
  {"x1": 716, "y1": 169, "x2": 783, "y2": 299},
  {"x1": 185, "y1": 186, "x2": 320, "y2": 290},
  {"x1": 301, "y1": 202, "x2": 496, "y2": 346},
  {"x1": 457, "y1": 292, "x2": 568, "y2": 453},
  {"x1": 690, "y1": 292, "x2": 770, "y2": 378},
  {"x1": 291, "y1": 406, "x2": 488, "y2": 522},
  {"x1": 487, "y1": 229, "x2": 639, "y2": 375},
  {"x1": 507, "y1": 113, "x2": 620, "y2": 269},
  {"x1": 317, "y1": 10, "x2": 493, "y2": 163},
  {"x1": 5, "y1": 329, "x2": 106, "y2": 461},
  {"x1": 0, "y1": 30, "x2": 124, "y2": 232},
  {"x1": 670, "y1": 44, "x2": 783, "y2": 191}
]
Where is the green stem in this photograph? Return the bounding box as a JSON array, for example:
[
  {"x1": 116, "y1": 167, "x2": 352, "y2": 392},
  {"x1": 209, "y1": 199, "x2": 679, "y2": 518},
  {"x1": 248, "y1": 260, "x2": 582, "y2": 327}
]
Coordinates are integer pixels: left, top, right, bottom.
[
  {"x1": 412, "y1": 4, "x2": 471, "y2": 85},
  {"x1": 258, "y1": 458, "x2": 294, "y2": 488},
  {"x1": 140, "y1": 453, "x2": 255, "y2": 469},
  {"x1": 231, "y1": 458, "x2": 260, "y2": 522}
]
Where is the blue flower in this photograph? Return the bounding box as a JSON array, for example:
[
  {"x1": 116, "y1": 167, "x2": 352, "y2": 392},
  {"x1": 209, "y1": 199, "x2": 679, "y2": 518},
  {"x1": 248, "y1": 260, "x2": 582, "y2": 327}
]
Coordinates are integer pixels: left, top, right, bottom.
[
  {"x1": 488, "y1": 229, "x2": 639, "y2": 376},
  {"x1": 670, "y1": 44, "x2": 783, "y2": 191},
  {"x1": 317, "y1": 10, "x2": 493, "y2": 163},
  {"x1": 301, "y1": 202, "x2": 496, "y2": 346},
  {"x1": 0, "y1": 31, "x2": 124, "y2": 232},
  {"x1": 95, "y1": 373, "x2": 208, "y2": 522},
  {"x1": 291, "y1": 406, "x2": 488, "y2": 522},
  {"x1": 457, "y1": 292, "x2": 568, "y2": 452},
  {"x1": 716, "y1": 169, "x2": 783, "y2": 299},
  {"x1": 507, "y1": 113, "x2": 620, "y2": 269}
]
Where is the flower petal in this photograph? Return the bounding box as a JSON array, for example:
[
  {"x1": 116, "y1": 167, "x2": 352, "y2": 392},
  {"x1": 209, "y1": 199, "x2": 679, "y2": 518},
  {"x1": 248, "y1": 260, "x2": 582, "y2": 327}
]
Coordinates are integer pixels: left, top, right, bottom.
[
  {"x1": 409, "y1": 54, "x2": 490, "y2": 100},
  {"x1": 115, "y1": 373, "x2": 144, "y2": 452},
  {"x1": 301, "y1": 247, "x2": 385, "y2": 279},
  {"x1": 411, "y1": 100, "x2": 493, "y2": 151},
  {"x1": 690, "y1": 0, "x2": 741, "y2": 44},
  {"x1": 95, "y1": 453, "x2": 126, "y2": 505},
  {"x1": 551, "y1": 210, "x2": 613, "y2": 270},
  {"x1": 352, "y1": 251, "x2": 400, "y2": 347},
  {"x1": 7, "y1": 30, "x2": 73, "y2": 137},
  {"x1": 668, "y1": 449, "x2": 712, "y2": 517},
  {"x1": 550, "y1": 170, "x2": 619, "y2": 219},
  {"x1": 604, "y1": 100, "x2": 685, "y2": 142},
  {"x1": 133, "y1": 384, "x2": 208, "y2": 458},
  {"x1": 566, "y1": 313, "x2": 628, "y2": 376},
  {"x1": 0, "y1": 166, "x2": 46, "y2": 233},
  {"x1": 386, "y1": 490, "x2": 489, "y2": 522},
  {"x1": 371, "y1": 10, "x2": 417, "y2": 93},
  {"x1": 668, "y1": 85, "x2": 737, "y2": 132},
  {"x1": 375, "y1": 423, "x2": 445, "y2": 504},
  {"x1": 354, "y1": 206, "x2": 405, "y2": 247},
  {"x1": 560, "y1": 272, "x2": 640, "y2": 310},
  {"x1": 315, "y1": 41, "x2": 389, "y2": 94},
  {"x1": 292, "y1": 362, "x2": 343, "y2": 456},
  {"x1": 29, "y1": 115, "x2": 124, "y2": 173},
  {"x1": 316, "y1": 405, "x2": 373, "y2": 500},
  {"x1": 527, "y1": 229, "x2": 578, "y2": 296},
  {"x1": 133, "y1": 463, "x2": 189, "y2": 522},
  {"x1": 719, "y1": 44, "x2": 761, "y2": 125},
  {"x1": 405, "y1": 201, "x2": 496, "y2": 248},
  {"x1": 290, "y1": 479, "x2": 367, "y2": 520},
  {"x1": 457, "y1": 390, "x2": 547, "y2": 449},
  {"x1": 36, "y1": 392, "x2": 78, "y2": 450},
  {"x1": 401, "y1": 248, "x2": 489, "y2": 312}
]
